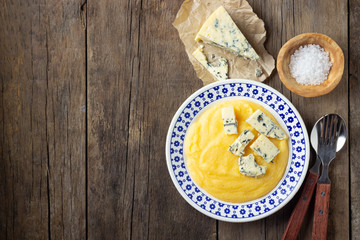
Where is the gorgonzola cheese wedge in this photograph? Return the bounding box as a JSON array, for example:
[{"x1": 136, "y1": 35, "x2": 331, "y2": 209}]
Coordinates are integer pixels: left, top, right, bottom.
[
  {"x1": 238, "y1": 154, "x2": 267, "y2": 178},
  {"x1": 250, "y1": 134, "x2": 280, "y2": 163},
  {"x1": 195, "y1": 6, "x2": 260, "y2": 60},
  {"x1": 246, "y1": 109, "x2": 287, "y2": 140},
  {"x1": 229, "y1": 130, "x2": 254, "y2": 156},
  {"x1": 192, "y1": 46, "x2": 229, "y2": 81},
  {"x1": 222, "y1": 106, "x2": 238, "y2": 135}
]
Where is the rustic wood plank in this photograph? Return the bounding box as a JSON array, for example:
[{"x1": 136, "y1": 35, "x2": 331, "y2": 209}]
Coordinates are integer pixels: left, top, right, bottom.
[
  {"x1": 278, "y1": 2, "x2": 317, "y2": 239},
  {"x1": 143, "y1": 1, "x2": 217, "y2": 238},
  {"x1": 0, "y1": 13, "x2": 5, "y2": 234},
  {"x1": 0, "y1": 0, "x2": 86, "y2": 239},
  {"x1": 0, "y1": 48, "x2": 4, "y2": 240},
  {"x1": 44, "y1": 1, "x2": 87, "y2": 239},
  {"x1": 218, "y1": 221, "x2": 264, "y2": 240},
  {"x1": 290, "y1": 1, "x2": 349, "y2": 240},
  {"x1": 0, "y1": 1, "x2": 50, "y2": 239},
  {"x1": 122, "y1": 0, "x2": 148, "y2": 239},
  {"x1": 86, "y1": 0, "x2": 134, "y2": 238},
  {"x1": 350, "y1": 0, "x2": 360, "y2": 239}
]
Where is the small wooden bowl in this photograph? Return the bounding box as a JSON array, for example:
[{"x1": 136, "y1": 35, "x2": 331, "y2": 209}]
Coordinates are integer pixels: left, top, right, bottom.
[{"x1": 277, "y1": 33, "x2": 344, "y2": 97}]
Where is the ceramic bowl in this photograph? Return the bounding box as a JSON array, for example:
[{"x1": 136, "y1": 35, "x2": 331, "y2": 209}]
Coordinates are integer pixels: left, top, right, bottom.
[{"x1": 165, "y1": 79, "x2": 310, "y2": 222}]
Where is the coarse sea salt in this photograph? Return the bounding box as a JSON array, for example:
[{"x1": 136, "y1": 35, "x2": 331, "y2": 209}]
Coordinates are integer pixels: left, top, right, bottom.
[{"x1": 289, "y1": 44, "x2": 332, "y2": 85}]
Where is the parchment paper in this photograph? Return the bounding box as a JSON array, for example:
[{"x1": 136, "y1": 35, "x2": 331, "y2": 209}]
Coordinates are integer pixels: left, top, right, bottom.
[{"x1": 173, "y1": 0, "x2": 275, "y2": 85}]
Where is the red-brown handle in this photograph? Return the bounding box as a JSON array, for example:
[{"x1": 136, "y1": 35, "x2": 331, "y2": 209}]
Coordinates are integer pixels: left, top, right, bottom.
[
  {"x1": 281, "y1": 171, "x2": 319, "y2": 240},
  {"x1": 312, "y1": 183, "x2": 331, "y2": 240}
]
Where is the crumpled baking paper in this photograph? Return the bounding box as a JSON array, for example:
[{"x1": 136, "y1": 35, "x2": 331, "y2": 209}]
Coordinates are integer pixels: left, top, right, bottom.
[{"x1": 173, "y1": 0, "x2": 275, "y2": 85}]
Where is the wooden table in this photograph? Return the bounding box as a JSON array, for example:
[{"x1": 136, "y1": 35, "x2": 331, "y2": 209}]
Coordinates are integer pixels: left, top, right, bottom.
[{"x1": 0, "y1": 0, "x2": 358, "y2": 239}]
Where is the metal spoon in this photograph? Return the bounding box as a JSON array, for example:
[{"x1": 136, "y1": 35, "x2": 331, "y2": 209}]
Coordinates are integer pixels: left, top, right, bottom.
[
  {"x1": 312, "y1": 114, "x2": 347, "y2": 240},
  {"x1": 311, "y1": 115, "x2": 347, "y2": 154},
  {"x1": 282, "y1": 114, "x2": 346, "y2": 240},
  {"x1": 308, "y1": 113, "x2": 347, "y2": 183}
]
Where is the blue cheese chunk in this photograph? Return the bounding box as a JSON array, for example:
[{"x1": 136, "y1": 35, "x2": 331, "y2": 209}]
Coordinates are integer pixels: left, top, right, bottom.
[
  {"x1": 192, "y1": 46, "x2": 229, "y2": 81},
  {"x1": 238, "y1": 154, "x2": 267, "y2": 178},
  {"x1": 229, "y1": 130, "x2": 254, "y2": 156},
  {"x1": 250, "y1": 134, "x2": 280, "y2": 163},
  {"x1": 195, "y1": 6, "x2": 260, "y2": 60},
  {"x1": 246, "y1": 109, "x2": 287, "y2": 140},
  {"x1": 255, "y1": 68, "x2": 263, "y2": 77},
  {"x1": 222, "y1": 106, "x2": 238, "y2": 135}
]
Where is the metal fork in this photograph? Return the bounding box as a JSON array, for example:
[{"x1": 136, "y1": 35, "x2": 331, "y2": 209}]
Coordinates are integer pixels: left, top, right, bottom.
[
  {"x1": 312, "y1": 114, "x2": 341, "y2": 240},
  {"x1": 317, "y1": 115, "x2": 339, "y2": 184}
]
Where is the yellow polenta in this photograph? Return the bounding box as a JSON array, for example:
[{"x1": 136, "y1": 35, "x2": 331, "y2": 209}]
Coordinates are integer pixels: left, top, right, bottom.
[{"x1": 184, "y1": 100, "x2": 289, "y2": 203}]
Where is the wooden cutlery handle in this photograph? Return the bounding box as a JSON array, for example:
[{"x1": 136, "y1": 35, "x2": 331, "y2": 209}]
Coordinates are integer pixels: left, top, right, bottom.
[
  {"x1": 312, "y1": 183, "x2": 331, "y2": 240},
  {"x1": 281, "y1": 171, "x2": 319, "y2": 240}
]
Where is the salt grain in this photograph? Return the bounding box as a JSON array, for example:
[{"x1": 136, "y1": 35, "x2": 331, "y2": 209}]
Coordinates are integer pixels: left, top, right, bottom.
[{"x1": 289, "y1": 44, "x2": 332, "y2": 85}]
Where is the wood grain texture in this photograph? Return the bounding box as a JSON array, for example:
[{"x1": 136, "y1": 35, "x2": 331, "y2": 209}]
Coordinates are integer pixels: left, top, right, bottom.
[
  {"x1": 87, "y1": 0, "x2": 216, "y2": 239},
  {"x1": 0, "y1": 33, "x2": 4, "y2": 240},
  {"x1": 0, "y1": 2, "x2": 49, "y2": 238},
  {"x1": 291, "y1": 1, "x2": 349, "y2": 239},
  {"x1": 44, "y1": 1, "x2": 87, "y2": 238},
  {"x1": 312, "y1": 184, "x2": 331, "y2": 240},
  {"x1": 141, "y1": 1, "x2": 216, "y2": 239},
  {"x1": 219, "y1": 0, "x2": 349, "y2": 239},
  {"x1": 219, "y1": 221, "x2": 265, "y2": 240},
  {"x1": 86, "y1": 0, "x2": 133, "y2": 238},
  {"x1": 350, "y1": 0, "x2": 360, "y2": 239},
  {"x1": 0, "y1": 0, "x2": 86, "y2": 239},
  {"x1": 282, "y1": 171, "x2": 319, "y2": 240},
  {"x1": 263, "y1": 2, "x2": 295, "y2": 239},
  {"x1": 0, "y1": 0, "x2": 353, "y2": 239}
]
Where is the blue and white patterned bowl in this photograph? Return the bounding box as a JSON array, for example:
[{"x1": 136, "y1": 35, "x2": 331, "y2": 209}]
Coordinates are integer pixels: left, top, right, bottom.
[{"x1": 165, "y1": 79, "x2": 310, "y2": 222}]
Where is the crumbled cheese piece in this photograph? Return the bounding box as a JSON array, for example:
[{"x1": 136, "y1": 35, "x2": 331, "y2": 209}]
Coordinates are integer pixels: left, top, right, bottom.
[
  {"x1": 246, "y1": 109, "x2": 287, "y2": 140},
  {"x1": 255, "y1": 68, "x2": 263, "y2": 77},
  {"x1": 192, "y1": 46, "x2": 229, "y2": 81},
  {"x1": 222, "y1": 106, "x2": 238, "y2": 135},
  {"x1": 250, "y1": 134, "x2": 280, "y2": 163},
  {"x1": 238, "y1": 154, "x2": 267, "y2": 178},
  {"x1": 289, "y1": 44, "x2": 332, "y2": 85},
  {"x1": 229, "y1": 130, "x2": 254, "y2": 156}
]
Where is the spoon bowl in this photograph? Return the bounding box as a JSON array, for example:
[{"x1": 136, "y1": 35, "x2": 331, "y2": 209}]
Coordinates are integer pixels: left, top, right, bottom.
[{"x1": 310, "y1": 114, "x2": 347, "y2": 153}]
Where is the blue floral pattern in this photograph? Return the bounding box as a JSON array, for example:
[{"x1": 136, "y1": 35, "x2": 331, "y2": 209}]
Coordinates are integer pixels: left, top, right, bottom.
[{"x1": 166, "y1": 80, "x2": 309, "y2": 222}]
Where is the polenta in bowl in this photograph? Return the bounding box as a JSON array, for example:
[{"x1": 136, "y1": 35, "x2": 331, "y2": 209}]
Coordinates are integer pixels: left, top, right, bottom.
[{"x1": 184, "y1": 99, "x2": 289, "y2": 203}]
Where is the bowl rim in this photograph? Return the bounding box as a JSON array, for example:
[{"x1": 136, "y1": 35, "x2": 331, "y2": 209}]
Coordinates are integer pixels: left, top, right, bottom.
[
  {"x1": 277, "y1": 32, "x2": 345, "y2": 98},
  {"x1": 165, "y1": 79, "x2": 310, "y2": 222}
]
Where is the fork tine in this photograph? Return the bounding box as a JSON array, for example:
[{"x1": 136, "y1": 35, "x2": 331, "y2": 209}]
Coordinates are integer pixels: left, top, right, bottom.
[
  {"x1": 324, "y1": 115, "x2": 331, "y2": 140},
  {"x1": 319, "y1": 116, "x2": 326, "y2": 145},
  {"x1": 328, "y1": 115, "x2": 333, "y2": 140},
  {"x1": 331, "y1": 116, "x2": 338, "y2": 142},
  {"x1": 320, "y1": 116, "x2": 326, "y2": 139}
]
